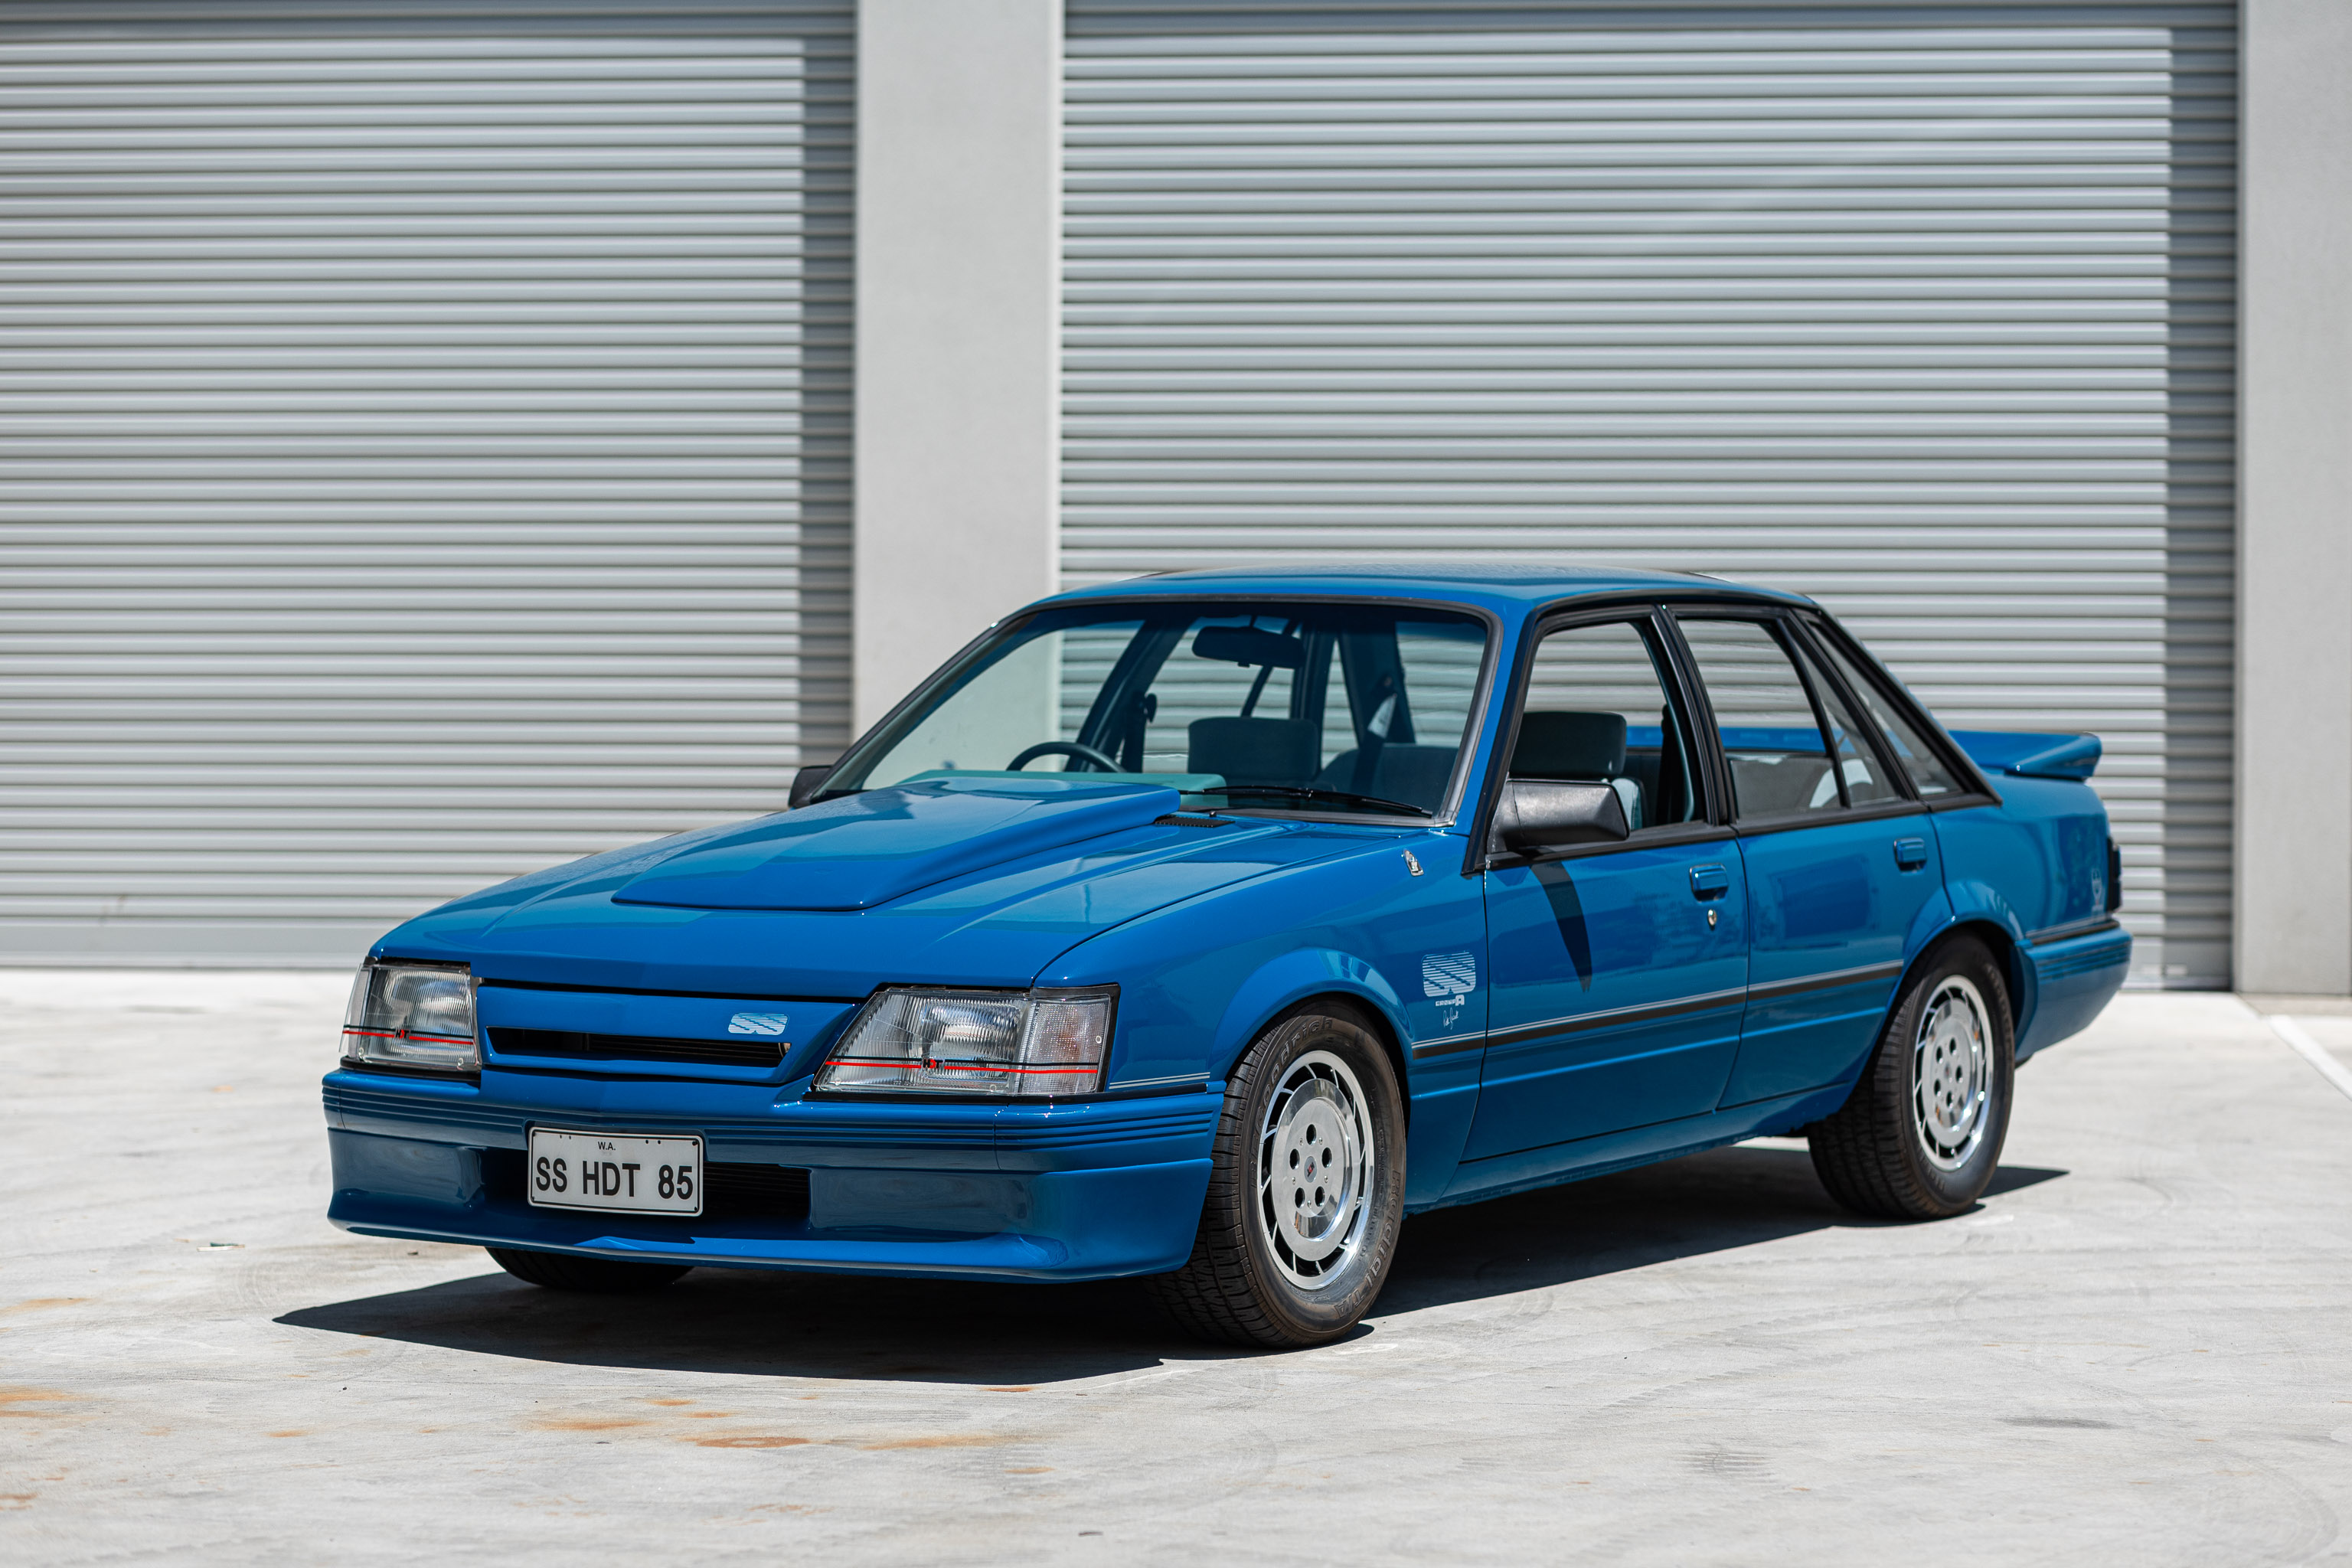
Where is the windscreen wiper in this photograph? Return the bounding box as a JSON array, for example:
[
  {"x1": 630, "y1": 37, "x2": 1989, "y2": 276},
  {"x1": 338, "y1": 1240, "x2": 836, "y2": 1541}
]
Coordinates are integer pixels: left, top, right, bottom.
[{"x1": 1205, "y1": 784, "x2": 1432, "y2": 818}]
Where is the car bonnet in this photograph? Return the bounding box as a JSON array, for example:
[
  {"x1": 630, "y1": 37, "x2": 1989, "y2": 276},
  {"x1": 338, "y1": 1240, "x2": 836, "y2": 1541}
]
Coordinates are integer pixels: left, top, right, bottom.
[
  {"x1": 609, "y1": 776, "x2": 1183, "y2": 911},
  {"x1": 371, "y1": 778, "x2": 1373, "y2": 995}
]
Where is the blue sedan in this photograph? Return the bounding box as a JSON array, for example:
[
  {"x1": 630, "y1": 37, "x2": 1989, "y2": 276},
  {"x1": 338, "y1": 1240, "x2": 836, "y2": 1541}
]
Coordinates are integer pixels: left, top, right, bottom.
[{"x1": 323, "y1": 566, "x2": 2129, "y2": 1346}]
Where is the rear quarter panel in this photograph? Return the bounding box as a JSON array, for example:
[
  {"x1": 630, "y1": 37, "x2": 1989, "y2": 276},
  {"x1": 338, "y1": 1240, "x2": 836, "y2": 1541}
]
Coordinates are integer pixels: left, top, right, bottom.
[
  {"x1": 1932, "y1": 775, "x2": 2128, "y2": 1057},
  {"x1": 1936, "y1": 777, "x2": 2112, "y2": 937}
]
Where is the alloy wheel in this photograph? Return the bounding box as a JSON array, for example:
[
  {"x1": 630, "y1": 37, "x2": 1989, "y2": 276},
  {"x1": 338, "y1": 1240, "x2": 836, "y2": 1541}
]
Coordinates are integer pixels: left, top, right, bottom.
[
  {"x1": 1254, "y1": 1049, "x2": 1374, "y2": 1289},
  {"x1": 1912, "y1": 975, "x2": 1993, "y2": 1171}
]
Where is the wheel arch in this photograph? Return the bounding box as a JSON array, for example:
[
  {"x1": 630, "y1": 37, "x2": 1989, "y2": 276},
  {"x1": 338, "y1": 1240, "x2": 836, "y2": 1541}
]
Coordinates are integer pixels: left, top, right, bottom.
[
  {"x1": 1266, "y1": 989, "x2": 1413, "y2": 1125},
  {"x1": 1936, "y1": 876, "x2": 2038, "y2": 1040},
  {"x1": 1204, "y1": 949, "x2": 1415, "y2": 1115},
  {"x1": 1903, "y1": 916, "x2": 2028, "y2": 1041}
]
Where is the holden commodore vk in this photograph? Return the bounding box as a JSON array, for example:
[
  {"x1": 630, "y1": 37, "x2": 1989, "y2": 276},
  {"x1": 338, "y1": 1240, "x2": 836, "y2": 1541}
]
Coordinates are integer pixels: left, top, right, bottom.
[{"x1": 322, "y1": 566, "x2": 2129, "y2": 1347}]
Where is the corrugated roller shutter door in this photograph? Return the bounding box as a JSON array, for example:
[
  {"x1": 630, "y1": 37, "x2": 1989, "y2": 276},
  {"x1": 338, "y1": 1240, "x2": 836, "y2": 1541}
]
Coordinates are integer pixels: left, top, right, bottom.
[
  {"x1": 1064, "y1": 1, "x2": 2236, "y2": 988},
  {"x1": 0, "y1": 1, "x2": 853, "y2": 965}
]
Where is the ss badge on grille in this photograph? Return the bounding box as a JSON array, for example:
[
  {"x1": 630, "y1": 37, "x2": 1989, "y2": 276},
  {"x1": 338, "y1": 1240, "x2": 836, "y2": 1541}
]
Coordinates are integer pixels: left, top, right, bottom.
[{"x1": 727, "y1": 1011, "x2": 789, "y2": 1036}]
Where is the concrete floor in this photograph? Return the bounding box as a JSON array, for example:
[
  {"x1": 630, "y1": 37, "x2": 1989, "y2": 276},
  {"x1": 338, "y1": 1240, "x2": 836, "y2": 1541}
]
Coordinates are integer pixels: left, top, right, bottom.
[{"x1": 4, "y1": 973, "x2": 2350, "y2": 1566}]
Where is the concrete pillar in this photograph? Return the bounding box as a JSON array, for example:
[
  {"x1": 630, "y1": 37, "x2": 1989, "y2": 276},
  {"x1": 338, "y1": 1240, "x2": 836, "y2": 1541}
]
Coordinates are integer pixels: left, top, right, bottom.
[
  {"x1": 852, "y1": 0, "x2": 1061, "y2": 733},
  {"x1": 2236, "y1": 0, "x2": 2352, "y2": 994}
]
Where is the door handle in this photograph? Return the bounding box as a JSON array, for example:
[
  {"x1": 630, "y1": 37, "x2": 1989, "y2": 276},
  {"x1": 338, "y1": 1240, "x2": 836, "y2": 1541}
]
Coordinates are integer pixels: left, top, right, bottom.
[
  {"x1": 1893, "y1": 836, "x2": 1929, "y2": 872},
  {"x1": 1688, "y1": 864, "x2": 1730, "y2": 901}
]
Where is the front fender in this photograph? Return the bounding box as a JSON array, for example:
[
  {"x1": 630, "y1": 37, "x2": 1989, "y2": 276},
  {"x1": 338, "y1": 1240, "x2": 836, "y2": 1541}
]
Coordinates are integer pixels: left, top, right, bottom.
[
  {"x1": 1038, "y1": 831, "x2": 1491, "y2": 1206},
  {"x1": 1204, "y1": 946, "x2": 1410, "y2": 1083}
]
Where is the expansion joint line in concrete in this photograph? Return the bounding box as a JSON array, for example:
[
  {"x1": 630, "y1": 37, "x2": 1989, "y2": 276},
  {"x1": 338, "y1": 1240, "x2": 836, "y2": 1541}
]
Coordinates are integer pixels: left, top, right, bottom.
[{"x1": 2265, "y1": 1015, "x2": 2352, "y2": 1106}]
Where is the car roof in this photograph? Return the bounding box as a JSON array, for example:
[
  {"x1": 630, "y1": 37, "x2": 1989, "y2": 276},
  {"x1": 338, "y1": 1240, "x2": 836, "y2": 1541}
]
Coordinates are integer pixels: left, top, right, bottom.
[{"x1": 1035, "y1": 562, "x2": 1813, "y2": 619}]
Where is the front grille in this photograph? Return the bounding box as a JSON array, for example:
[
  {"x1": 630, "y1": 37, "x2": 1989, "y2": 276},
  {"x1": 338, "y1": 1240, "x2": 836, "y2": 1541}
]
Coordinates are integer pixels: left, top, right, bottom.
[
  {"x1": 703, "y1": 1161, "x2": 812, "y2": 1220},
  {"x1": 489, "y1": 1027, "x2": 786, "y2": 1069},
  {"x1": 481, "y1": 1148, "x2": 809, "y2": 1221}
]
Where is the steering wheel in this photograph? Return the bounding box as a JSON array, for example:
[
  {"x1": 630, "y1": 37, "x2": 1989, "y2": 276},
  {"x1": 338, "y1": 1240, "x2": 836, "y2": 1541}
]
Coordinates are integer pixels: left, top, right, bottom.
[{"x1": 1007, "y1": 740, "x2": 1122, "y2": 774}]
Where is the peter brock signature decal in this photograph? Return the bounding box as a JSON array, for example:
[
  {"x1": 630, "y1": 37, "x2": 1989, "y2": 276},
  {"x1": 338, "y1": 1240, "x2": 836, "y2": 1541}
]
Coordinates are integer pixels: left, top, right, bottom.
[{"x1": 1421, "y1": 950, "x2": 1477, "y2": 1027}]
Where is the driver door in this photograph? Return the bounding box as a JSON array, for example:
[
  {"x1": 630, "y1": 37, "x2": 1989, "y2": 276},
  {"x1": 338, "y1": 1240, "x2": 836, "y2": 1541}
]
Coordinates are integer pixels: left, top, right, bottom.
[{"x1": 1462, "y1": 612, "x2": 1749, "y2": 1165}]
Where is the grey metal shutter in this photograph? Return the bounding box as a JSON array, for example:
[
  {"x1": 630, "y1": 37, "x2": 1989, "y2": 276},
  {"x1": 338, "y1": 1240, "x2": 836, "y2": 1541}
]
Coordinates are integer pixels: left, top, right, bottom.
[
  {"x1": 1064, "y1": 1, "x2": 2236, "y2": 988},
  {"x1": 0, "y1": 0, "x2": 853, "y2": 965}
]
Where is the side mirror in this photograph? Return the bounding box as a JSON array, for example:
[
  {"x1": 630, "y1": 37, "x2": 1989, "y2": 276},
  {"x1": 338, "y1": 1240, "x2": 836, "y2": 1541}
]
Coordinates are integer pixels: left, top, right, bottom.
[
  {"x1": 1491, "y1": 779, "x2": 1628, "y2": 856},
  {"x1": 789, "y1": 764, "x2": 834, "y2": 809}
]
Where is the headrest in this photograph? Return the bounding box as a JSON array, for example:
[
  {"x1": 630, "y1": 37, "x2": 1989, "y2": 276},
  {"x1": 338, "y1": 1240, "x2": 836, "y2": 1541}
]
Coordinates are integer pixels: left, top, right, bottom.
[
  {"x1": 1512, "y1": 710, "x2": 1627, "y2": 779},
  {"x1": 1187, "y1": 717, "x2": 1320, "y2": 789}
]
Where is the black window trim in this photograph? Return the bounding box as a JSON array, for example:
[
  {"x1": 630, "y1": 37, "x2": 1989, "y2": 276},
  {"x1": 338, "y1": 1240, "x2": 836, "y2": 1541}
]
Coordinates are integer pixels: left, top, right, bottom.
[
  {"x1": 1779, "y1": 614, "x2": 1917, "y2": 807},
  {"x1": 1789, "y1": 608, "x2": 2002, "y2": 809},
  {"x1": 1661, "y1": 603, "x2": 1938, "y2": 834},
  {"x1": 1465, "y1": 598, "x2": 1730, "y2": 874},
  {"x1": 1776, "y1": 616, "x2": 1861, "y2": 809}
]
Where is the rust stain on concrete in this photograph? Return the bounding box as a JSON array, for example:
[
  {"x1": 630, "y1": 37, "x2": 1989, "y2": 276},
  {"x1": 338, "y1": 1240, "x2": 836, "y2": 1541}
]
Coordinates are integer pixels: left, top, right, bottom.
[
  {"x1": 858, "y1": 1434, "x2": 1011, "y2": 1451},
  {"x1": 693, "y1": 1435, "x2": 811, "y2": 1449},
  {"x1": 0, "y1": 1388, "x2": 81, "y2": 1416}
]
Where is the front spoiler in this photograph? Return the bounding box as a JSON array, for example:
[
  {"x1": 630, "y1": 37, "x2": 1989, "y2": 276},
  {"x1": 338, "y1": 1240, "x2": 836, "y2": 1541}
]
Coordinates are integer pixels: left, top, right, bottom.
[
  {"x1": 327, "y1": 1153, "x2": 1210, "y2": 1283},
  {"x1": 322, "y1": 1068, "x2": 1220, "y2": 1283}
]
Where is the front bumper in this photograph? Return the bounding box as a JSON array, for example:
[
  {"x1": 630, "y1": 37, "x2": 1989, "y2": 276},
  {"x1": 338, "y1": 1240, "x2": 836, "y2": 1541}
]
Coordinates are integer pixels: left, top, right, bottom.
[{"x1": 322, "y1": 1067, "x2": 1218, "y2": 1282}]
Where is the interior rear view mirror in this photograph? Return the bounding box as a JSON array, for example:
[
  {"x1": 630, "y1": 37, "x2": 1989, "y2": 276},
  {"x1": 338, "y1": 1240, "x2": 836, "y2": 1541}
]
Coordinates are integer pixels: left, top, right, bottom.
[
  {"x1": 1191, "y1": 625, "x2": 1305, "y2": 669},
  {"x1": 1491, "y1": 779, "x2": 1629, "y2": 855}
]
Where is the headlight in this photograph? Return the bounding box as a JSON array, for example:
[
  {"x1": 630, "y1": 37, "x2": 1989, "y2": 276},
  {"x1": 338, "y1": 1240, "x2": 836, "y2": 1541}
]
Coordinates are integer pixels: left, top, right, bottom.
[
  {"x1": 817, "y1": 986, "x2": 1115, "y2": 1097},
  {"x1": 341, "y1": 961, "x2": 479, "y2": 1074}
]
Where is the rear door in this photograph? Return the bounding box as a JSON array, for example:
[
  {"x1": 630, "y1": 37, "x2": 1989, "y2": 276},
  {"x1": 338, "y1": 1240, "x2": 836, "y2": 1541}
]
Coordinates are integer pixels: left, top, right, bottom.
[
  {"x1": 1462, "y1": 610, "x2": 1747, "y2": 1163},
  {"x1": 1671, "y1": 611, "x2": 1944, "y2": 1107}
]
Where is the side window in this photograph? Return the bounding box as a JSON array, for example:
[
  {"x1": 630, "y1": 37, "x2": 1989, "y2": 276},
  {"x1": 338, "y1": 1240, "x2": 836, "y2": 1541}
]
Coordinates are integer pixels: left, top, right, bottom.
[
  {"x1": 1808, "y1": 631, "x2": 1967, "y2": 799},
  {"x1": 1675, "y1": 617, "x2": 1844, "y2": 819},
  {"x1": 1513, "y1": 619, "x2": 1701, "y2": 831},
  {"x1": 1786, "y1": 635, "x2": 1901, "y2": 805}
]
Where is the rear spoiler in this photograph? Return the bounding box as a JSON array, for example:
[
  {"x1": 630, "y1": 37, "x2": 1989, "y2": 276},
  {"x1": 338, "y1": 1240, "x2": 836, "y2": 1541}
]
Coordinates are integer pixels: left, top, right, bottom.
[{"x1": 1948, "y1": 730, "x2": 2102, "y2": 782}]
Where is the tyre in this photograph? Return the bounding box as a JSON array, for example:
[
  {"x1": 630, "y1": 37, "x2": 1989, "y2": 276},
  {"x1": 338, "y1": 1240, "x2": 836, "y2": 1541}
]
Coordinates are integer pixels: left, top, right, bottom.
[
  {"x1": 1807, "y1": 936, "x2": 2014, "y2": 1220},
  {"x1": 486, "y1": 1246, "x2": 691, "y2": 1294},
  {"x1": 1150, "y1": 1002, "x2": 1406, "y2": 1348}
]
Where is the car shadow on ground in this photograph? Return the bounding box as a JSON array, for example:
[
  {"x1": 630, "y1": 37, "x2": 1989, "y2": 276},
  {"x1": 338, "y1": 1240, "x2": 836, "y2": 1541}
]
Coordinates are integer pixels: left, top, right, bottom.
[
  {"x1": 1377, "y1": 1145, "x2": 2060, "y2": 1315},
  {"x1": 276, "y1": 1146, "x2": 2063, "y2": 1386}
]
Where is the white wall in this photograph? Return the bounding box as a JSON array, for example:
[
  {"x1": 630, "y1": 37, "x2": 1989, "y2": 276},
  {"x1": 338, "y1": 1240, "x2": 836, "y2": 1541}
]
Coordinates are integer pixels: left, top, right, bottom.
[
  {"x1": 852, "y1": 0, "x2": 1062, "y2": 735},
  {"x1": 2237, "y1": 0, "x2": 2352, "y2": 994}
]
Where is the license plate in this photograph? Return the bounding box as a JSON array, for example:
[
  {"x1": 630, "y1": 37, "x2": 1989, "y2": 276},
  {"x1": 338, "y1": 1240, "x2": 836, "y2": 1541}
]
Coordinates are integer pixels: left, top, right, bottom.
[{"x1": 526, "y1": 1127, "x2": 703, "y2": 1217}]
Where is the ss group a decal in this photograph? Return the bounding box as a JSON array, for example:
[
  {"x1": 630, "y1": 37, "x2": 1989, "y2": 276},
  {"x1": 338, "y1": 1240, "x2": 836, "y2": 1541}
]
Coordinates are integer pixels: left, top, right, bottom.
[
  {"x1": 726, "y1": 1011, "x2": 789, "y2": 1036},
  {"x1": 1420, "y1": 950, "x2": 1478, "y2": 1030}
]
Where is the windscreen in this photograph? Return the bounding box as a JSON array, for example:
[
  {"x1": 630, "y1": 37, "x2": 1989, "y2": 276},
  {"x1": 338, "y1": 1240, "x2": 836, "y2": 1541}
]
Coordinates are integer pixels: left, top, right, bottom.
[{"x1": 825, "y1": 601, "x2": 1491, "y2": 818}]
